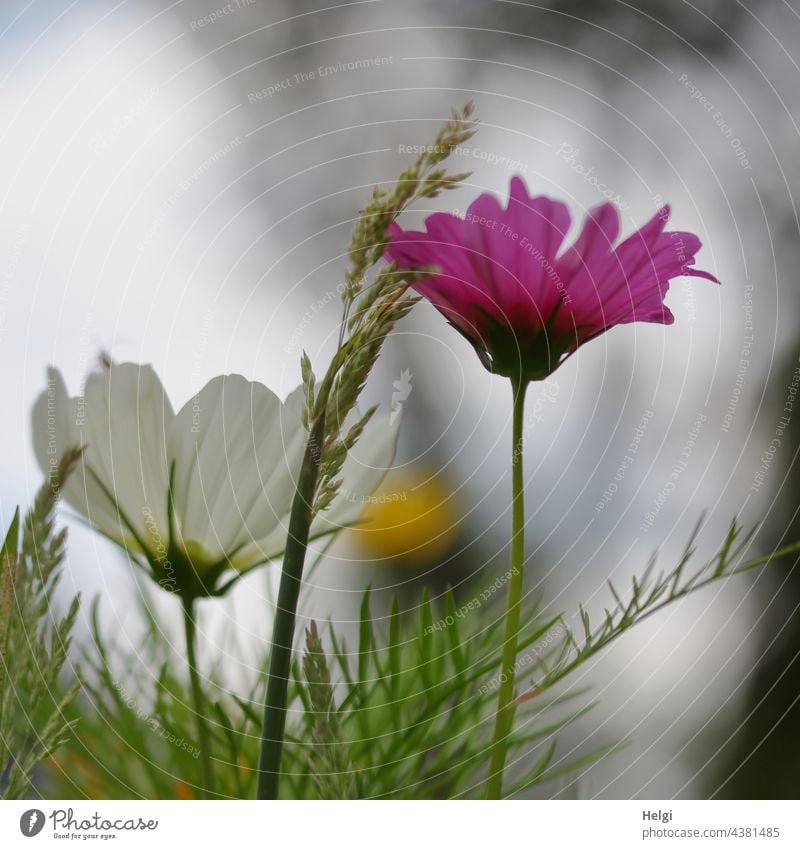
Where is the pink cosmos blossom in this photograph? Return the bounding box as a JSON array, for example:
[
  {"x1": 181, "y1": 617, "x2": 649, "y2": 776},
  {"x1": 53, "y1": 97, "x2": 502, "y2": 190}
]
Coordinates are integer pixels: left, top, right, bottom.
[{"x1": 386, "y1": 176, "x2": 719, "y2": 380}]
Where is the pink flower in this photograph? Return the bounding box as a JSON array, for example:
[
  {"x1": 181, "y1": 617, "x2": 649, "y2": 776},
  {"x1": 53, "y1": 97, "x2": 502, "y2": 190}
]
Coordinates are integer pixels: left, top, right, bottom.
[{"x1": 386, "y1": 176, "x2": 719, "y2": 380}]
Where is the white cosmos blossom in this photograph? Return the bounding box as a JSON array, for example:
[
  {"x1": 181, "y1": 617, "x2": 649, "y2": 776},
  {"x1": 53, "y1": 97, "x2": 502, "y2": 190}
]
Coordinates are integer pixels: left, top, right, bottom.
[{"x1": 32, "y1": 363, "x2": 400, "y2": 596}]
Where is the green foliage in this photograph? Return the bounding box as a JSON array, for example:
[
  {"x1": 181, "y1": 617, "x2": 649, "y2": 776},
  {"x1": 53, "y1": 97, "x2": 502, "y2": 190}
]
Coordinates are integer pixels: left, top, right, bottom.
[
  {"x1": 47, "y1": 513, "x2": 800, "y2": 799},
  {"x1": 50, "y1": 586, "x2": 585, "y2": 800},
  {"x1": 307, "y1": 521, "x2": 800, "y2": 798},
  {"x1": 46, "y1": 594, "x2": 253, "y2": 799},
  {"x1": 315, "y1": 589, "x2": 596, "y2": 799},
  {"x1": 536, "y1": 518, "x2": 779, "y2": 694},
  {"x1": 0, "y1": 448, "x2": 82, "y2": 799}
]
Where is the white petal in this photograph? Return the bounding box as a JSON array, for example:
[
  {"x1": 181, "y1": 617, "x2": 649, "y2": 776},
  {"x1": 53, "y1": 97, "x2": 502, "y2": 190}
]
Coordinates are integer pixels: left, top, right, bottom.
[
  {"x1": 80, "y1": 363, "x2": 174, "y2": 554},
  {"x1": 31, "y1": 368, "x2": 118, "y2": 540},
  {"x1": 31, "y1": 365, "x2": 172, "y2": 555},
  {"x1": 169, "y1": 375, "x2": 306, "y2": 566},
  {"x1": 32, "y1": 367, "x2": 77, "y2": 482},
  {"x1": 283, "y1": 384, "x2": 306, "y2": 423},
  {"x1": 32, "y1": 369, "x2": 95, "y2": 522}
]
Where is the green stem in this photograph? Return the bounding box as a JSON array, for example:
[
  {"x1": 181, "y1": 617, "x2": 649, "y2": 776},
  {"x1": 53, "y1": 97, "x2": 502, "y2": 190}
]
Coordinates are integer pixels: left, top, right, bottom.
[
  {"x1": 182, "y1": 596, "x2": 215, "y2": 798},
  {"x1": 486, "y1": 377, "x2": 528, "y2": 799},
  {"x1": 257, "y1": 412, "x2": 325, "y2": 799}
]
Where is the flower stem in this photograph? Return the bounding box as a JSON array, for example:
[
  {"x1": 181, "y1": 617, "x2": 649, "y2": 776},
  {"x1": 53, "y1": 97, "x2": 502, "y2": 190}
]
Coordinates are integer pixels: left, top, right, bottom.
[
  {"x1": 486, "y1": 377, "x2": 528, "y2": 799},
  {"x1": 257, "y1": 412, "x2": 325, "y2": 799},
  {"x1": 182, "y1": 596, "x2": 215, "y2": 798}
]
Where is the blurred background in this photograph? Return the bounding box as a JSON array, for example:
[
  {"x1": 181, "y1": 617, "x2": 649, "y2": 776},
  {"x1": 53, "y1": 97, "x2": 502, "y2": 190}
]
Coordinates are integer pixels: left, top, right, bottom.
[{"x1": 1, "y1": 0, "x2": 799, "y2": 798}]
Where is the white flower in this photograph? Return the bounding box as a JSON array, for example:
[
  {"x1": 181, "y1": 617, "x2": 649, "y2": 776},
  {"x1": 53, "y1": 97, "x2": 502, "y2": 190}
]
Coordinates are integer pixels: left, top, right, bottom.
[{"x1": 32, "y1": 363, "x2": 400, "y2": 596}]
